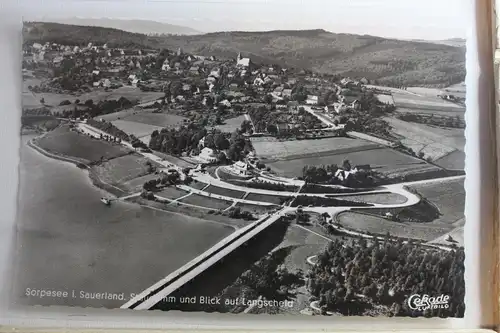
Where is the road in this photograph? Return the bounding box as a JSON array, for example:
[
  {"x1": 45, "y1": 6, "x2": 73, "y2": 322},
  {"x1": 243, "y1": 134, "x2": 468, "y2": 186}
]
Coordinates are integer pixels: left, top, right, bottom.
[
  {"x1": 300, "y1": 105, "x2": 343, "y2": 131},
  {"x1": 76, "y1": 121, "x2": 461, "y2": 310}
]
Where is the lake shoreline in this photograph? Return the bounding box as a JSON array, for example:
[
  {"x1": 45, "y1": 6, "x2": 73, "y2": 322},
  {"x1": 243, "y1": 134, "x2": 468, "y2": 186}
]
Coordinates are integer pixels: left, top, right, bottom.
[{"x1": 27, "y1": 136, "x2": 126, "y2": 197}]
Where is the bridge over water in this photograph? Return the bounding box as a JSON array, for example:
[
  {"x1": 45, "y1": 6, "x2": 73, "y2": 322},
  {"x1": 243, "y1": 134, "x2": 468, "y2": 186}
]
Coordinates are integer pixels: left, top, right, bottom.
[{"x1": 121, "y1": 208, "x2": 289, "y2": 310}]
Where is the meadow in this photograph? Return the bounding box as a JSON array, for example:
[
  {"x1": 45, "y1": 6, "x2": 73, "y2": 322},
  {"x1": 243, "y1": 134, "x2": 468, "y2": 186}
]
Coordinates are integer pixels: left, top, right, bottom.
[
  {"x1": 179, "y1": 194, "x2": 233, "y2": 210},
  {"x1": 110, "y1": 119, "x2": 164, "y2": 139},
  {"x1": 253, "y1": 137, "x2": 378, "y2": 160},
  {"x1": 385, "y1": 117, "x2": 465, "y2": 163},
  {"x1": 36, "y1": 125, "x2": 130, "y2": 163},
  {"x1": 267, "y1": 147, "x2": 435, "y2": 178}
]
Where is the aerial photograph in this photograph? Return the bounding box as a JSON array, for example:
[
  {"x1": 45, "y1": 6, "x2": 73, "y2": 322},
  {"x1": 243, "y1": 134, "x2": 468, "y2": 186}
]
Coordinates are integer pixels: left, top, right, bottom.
[{"x1": 13, "y1": 0, "x2": 465, "y2": 318}]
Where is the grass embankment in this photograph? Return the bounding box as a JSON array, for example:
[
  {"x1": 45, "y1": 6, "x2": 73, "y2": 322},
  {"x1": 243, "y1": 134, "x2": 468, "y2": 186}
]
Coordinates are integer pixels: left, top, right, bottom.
[{"x1": 32, "y1": 125, "x2": 161, "y2": 195}]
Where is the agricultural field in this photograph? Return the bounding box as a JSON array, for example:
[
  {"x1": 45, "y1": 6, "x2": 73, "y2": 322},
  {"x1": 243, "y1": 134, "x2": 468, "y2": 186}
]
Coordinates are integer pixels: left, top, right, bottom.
[
  {"x1": 245, "y1": 193, "x2": 289, "y2": 205},
  {"x1": 156, "y1": 186, "x2": 190, "y2": 200},
  {"x1": 153, "y1": 151, "x2": 196, "y2": 168},
  {"x1": 392, "y1": 93, "x2": 463, "y2": 110},
  {"x1": 77, "y1": 86, "x2": 163, "y2": 104},
  {"x1": 433, "y1": 150, "x2": 465, "y2": 171},
  {"x1": 93, "y1": 154, "x2": 160, "y2": 185},
  {"x1": 268, "y1": 147, "x2": 437, "y2": 178},
  {"x1": 110, "y1": 119, "x2": 164, "y2": 138},
  {"x1": 121, "y1": 173, "x2": 159, "y2": 192},
  {"x1": 179, "y1": 194, "x2": 233, "y2": 210},
  {"x1": 428, "y1": 224, "x2": 464, "y2": 247},
  {"x1": 334, "y1": 192, "x2": 407, "y2": 205},
  {"x1": 24, "y1": 91, "x2": 76, "y2": 109},
  {"x1": 99, "y1": 108, "x2": 187, "y2": 127},
  {"x1": 23, "y1": 84, "x2": 162, "y2": 110},
  {"x1": 203, "y1": 185, "x2": 247, "y2": 199},
  {"x1": 407, "y1": 178, "x2": 465, "y2": 225},
  {"x1": 384, "y1": 117, "x2": 465, "y2": 163},
  {"x1": 211, "y1": 115, "x2": 247, "y2": 133},
  {"x1": 375, "y1": 94, "x2": 394, "y2": 105},
  {"x1": 396, "y1": 107, "x2": 465, "y2": 119},
  {"x1": 336, "y1": 211, "x2": 450, "y2": 241},
  {"x1": 253, "y1": 137, "x2": 378, "y2": 160},
  {"x1": 36, "y1": 125, "x2": 130, "y2": 163},
  {"x1": 235, "y1": 203, "x2": 279, "y2": 215},
  {"x1": 188, "y1": 180, "x2": 208, "y2": 190}
]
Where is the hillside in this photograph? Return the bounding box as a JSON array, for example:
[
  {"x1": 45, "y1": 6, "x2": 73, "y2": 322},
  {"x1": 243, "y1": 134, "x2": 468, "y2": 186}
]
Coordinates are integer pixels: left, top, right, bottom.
[
  {"x1": 37, "y1": 18, "x2": 201, "y2": 36},
  {"x1": 23, "y1": 22, "x2": 465, "y2": 87}
]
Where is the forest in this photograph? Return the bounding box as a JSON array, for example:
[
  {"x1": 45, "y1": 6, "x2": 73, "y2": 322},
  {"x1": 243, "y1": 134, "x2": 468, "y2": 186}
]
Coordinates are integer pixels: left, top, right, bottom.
[{"x1": 307, "y1": 236, "x2": 465, "y2": 317}]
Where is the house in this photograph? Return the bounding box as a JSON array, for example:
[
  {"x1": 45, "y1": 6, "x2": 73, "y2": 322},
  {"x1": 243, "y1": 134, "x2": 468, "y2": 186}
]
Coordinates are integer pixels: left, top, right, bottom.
[
  {"x1": 210, "y1": 68, "x2": 221, "y2": 78},
  {"x1": 92, "y1": 70, "x2": 100, "y2": 76},
  {"x1": 209, "y1": 55, "x2": 216, "y2": 61},
  {"x1": 182, "y1": 84, "x2": 192, "y2": 92},
  {"x1": 229, "y1": 83, "x2": 239, "y2": 90},
  {"x1": 131, "y1": 79, "x2": 140, "y2": 87},
  {"x1": 332, "y1": 102, "x2": 348, "y2": 114},
  {"x1": 128, "y1": 74, "x2": 137, "y2": 81},
  {"x1": 236, "y1": 52, "x2": 250, "y2": 68},
  {"x1": 102, "y1": 79, "x2": 111, "y2": 88},
  {"x1": 32, "y1": 43, "x2": 43, "y2": 50},
  {"x1": 253, "y1": 77, "x2": 265, "y2": 86},
  {"x1": 325, "y1": 105, "x2": 336, "y2": 113},
  {"x1": 334, "y1": 168, "x2": 358, "y2": 182},
  {"x1": 174, "y1": 62, "x2": 182, "y2": 69},
  {"x1": 277, "y1": 123, "x2": 288, "y2": 132},
  {"x1": 37, "y1": 51, "x2": 45, "y2": 61},
  {"x1": 288, "y1": 101, "x2": 300, "y2": 113},
  {"x1": 189, "y1": 66, "x2": 200, "y2": 74},
  {"x1": 219, "y1": 99, "x2": 231, "y2": 108},
  {"x1": 52, "y1": 56, "x2": 64, "y2": 65},
  {"x1": 306, "y1": 95, "x2": 319, "y2": 105},
  {"x1": 351, "y1": 100, "x2": 362, "y2": 110},
  {"x1": 273, "y1": 86, "x2": 284, "y2": 96},
  {"x1": 198, "y1": 147, "x2": 218, "y2": 164},
  {"x1": 282, "y1": 89, "x2": 292, "y2": 98},
  {"x1": 360, "y1": 77, "x2": 369, "y2": 85},
  {"x1": 232, "y1": 161, "x2": 252, "y2": 176},
  {"x1": 161, "y1": 61, "x2": 171, "y2": 71}
]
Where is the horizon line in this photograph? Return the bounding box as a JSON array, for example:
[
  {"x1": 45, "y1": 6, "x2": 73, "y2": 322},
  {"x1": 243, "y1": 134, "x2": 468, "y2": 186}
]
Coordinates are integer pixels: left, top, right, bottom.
[{"x1": 24, "y1": 18, "x2": 466, "y2": 42}]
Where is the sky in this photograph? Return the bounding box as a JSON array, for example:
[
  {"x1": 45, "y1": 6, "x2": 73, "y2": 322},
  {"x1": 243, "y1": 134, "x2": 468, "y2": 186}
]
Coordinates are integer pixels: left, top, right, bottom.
[{"x1": 18, "y1": 0, "x2": 467, "y2": 40}]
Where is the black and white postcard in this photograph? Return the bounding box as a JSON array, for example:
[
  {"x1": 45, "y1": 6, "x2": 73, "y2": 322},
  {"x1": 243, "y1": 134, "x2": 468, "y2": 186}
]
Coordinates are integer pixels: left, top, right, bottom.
[{"x1": 14, "y1": 0, "x2": 466, "y2": 318}]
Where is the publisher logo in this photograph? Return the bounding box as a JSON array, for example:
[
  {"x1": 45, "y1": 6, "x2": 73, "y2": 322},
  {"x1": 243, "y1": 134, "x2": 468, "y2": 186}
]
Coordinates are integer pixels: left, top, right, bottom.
[{"x1": 407, "y1": 294, "x2": 450, "y2": 311}]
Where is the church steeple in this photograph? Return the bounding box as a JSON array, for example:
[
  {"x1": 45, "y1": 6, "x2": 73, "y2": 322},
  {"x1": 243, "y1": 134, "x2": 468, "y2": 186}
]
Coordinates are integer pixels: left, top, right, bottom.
[
  {"x1": 237, "y1": 52, "x2": 242, "y2": 61},
  {"x1": 177, "y1": 47, "x2": 183, "y2": 56}
]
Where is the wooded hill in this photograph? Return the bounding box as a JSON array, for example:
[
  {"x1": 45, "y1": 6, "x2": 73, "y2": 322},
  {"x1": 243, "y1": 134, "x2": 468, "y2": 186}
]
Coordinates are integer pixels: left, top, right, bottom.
[{"x1": 24, "y1": 22, "x2": 466, "y2": 87}]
